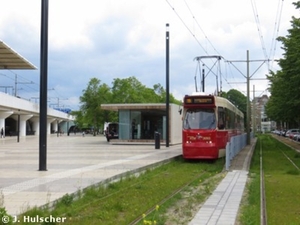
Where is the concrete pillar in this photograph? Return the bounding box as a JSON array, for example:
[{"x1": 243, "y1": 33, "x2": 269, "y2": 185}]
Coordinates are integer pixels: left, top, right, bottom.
[
  {"x1": 57, "y1": 119, "x2": 63, "y2": 133},
  {"x1": 52, "y1": 121, "x2": 58, "y2": 133},
  {"x1": 30, "y1": 116, "x2": 40, "y2": 135},
  {"x1": 47, "y1": 118, "x2": 55, "y2": 134},
  {"x1": 11, "y1": 114, "x2": 33, "y2": 137},
  {"x1": 20, "y1": 115, "x2": 33, "y2": 136},
  {"x1": 0, "y1": 111, "x2": 13, "y2": 135},
  {"x1": 27, "y1": 118, "x2": 56, "y2": 135},
  {"x1": 59, "y1": 120, "x2": 69, "y2": 134}
]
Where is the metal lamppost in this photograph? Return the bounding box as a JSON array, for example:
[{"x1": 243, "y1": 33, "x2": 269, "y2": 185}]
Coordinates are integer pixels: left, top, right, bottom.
[
  {"x1": 39, "y1": 0, "x2": 49, "y2": 171},
  {"x1": 166, "y1": 23, "x2": 170, "y2": 147}
]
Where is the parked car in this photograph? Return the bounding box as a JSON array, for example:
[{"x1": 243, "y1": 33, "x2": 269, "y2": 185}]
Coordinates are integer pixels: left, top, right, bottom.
[
  {"x1": 293, "y1": 132, "x2": 300, "y2": 142},
  {"x1": 285, "y1": 129, "x2": 300, "y2": 139},
  {"x1": 280, "y1": 130, "x2": 286, "y2": 136},
  {"x1": 272, "y1": 130, "x2": 281, "y2": 135}
]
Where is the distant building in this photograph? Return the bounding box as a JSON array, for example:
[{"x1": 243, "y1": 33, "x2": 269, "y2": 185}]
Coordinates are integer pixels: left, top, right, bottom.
[{"x1": 251, "y1": 95, "x2": 275, "y2": 132}]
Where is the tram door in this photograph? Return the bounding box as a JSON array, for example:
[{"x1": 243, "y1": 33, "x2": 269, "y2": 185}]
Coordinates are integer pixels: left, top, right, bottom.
[{"x1": 216, "y1": 107, "x2": 227, "y2": 149}]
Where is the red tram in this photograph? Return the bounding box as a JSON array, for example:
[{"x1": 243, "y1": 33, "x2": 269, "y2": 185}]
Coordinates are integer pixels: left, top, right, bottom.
[{"x1": 182, "y1": 92, "x2": 244, "y2": 159}]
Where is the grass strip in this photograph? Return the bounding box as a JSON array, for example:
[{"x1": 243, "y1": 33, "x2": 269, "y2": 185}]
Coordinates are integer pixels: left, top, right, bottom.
[{"x1": 15, "y1": 157, "x2": 224, "y2": 225}]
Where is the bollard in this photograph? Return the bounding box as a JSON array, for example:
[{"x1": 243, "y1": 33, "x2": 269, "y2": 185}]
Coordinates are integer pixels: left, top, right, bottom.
[{"x1": 155, "y1": 132, "x2": 160, "y2": 149}]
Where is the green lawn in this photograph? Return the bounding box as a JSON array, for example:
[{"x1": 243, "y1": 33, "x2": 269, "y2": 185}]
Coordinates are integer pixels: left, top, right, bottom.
[{"x1": 240, "y1": 135, "x2": 300, "y2": 225}]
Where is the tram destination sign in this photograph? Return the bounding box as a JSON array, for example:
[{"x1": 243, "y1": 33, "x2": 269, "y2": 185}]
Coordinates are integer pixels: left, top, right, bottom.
[{"x1": 184, "y1": 97, "x2": 214, "y2": 104}]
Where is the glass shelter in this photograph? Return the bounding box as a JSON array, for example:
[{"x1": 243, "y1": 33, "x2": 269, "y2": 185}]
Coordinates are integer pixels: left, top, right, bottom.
[
  {"x1": 101, "y1": 103, "x2": 182, "y2": 145},
  {"x1": 119, "y1": 110, "x2": 166, "y2": 140}
]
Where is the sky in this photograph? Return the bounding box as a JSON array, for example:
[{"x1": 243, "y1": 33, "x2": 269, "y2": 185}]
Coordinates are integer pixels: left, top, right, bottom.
[{"x1": 0, "y1": 0, "x2": 298, "y2": 110}]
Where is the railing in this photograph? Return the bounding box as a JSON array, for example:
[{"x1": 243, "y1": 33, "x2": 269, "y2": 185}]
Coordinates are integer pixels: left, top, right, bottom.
[{"x1": 225, "y1": 133, "x2": 253, "y2": 170}]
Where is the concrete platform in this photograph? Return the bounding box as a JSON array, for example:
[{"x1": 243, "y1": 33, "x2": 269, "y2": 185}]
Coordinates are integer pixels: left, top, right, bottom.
[
  {"x1": 0, "y1": 135, "x2": 181, "y2": 216},
  {"x1": 189, "y1": 138, "x2": 257, "y2": 225}
]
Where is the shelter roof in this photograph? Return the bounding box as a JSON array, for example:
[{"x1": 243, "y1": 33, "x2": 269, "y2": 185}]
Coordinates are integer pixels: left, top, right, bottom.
[{"x1": 0, "y1": 40, "x2": 36, "y2": 70}]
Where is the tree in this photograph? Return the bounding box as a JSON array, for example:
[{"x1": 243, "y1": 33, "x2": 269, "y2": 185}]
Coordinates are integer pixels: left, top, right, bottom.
[
  {"x1": 222, "y1": 89, "x2": 247, "y2": 114},
  {"x1": 266, "y1": 2, "x2": 300, "y2": 127},
  {"x1": 221, "y1": 89, "x2": 248, "y2": 128},
  {"x1": 111, "y1": 77, "x2": 146, "y2": 103},
  {"x1": 265, "y1": 70, "x2": 288, "y2": 122},
  {"x1": 77, "y1": 76, "x2": 182, "y2": 134},
  {"x1": 153, "y1": 83, "x2": 181, "y2": 104},
  {"x1": 79, "y1": 78, "x2": 113, "y2": 135},
  {"x1": 111, "y1": 76, "x2": 181, "y2": 104}
]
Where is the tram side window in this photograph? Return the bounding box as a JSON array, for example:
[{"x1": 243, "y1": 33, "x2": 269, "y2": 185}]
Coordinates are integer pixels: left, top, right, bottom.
[
  {"x1": 225, "y1": 108, "x2": 229, "y2": 129},
  {"x1": 225, "y1": 108, "x2": 235, "y2": 129},
  {"x1": 218, "y1": 107, "x2": 225, "y2": 129},
  {"x1": 237, "y1": 115, "x2": 241, "y2": 130},
  {"x1": 230, "y1": 110, "x2": 235, "y2": 129},
  {"x1": 240, "y1": 115, "x2": 245, "y2": 131}
]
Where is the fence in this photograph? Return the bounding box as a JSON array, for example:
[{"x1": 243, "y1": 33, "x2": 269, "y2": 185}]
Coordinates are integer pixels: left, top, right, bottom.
[{"x1": 225, "y1": 133, "x2": 253, "y2": 170}]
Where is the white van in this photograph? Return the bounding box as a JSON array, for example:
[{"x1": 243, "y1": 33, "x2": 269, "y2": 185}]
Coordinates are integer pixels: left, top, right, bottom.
[{"x1": 104, "y1": 122, "x2": 118, "y2": 142}]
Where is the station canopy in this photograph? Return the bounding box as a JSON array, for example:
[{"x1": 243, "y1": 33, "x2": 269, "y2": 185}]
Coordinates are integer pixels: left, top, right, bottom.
[{"x1": 0, "y1": 40, "x2": 36, "y2": 70}]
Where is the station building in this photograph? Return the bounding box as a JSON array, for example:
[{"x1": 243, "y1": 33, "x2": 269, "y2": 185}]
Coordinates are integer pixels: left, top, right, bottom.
[
  {"x1": 101, "y1": 103, "x2": 182, "y2": 145},
  {"x1": 0, "y1": 40, "x2": 74, "y2": 137}
]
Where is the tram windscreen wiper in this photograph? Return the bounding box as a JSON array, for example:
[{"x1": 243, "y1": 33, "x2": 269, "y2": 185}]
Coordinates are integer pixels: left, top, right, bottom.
[
  {"x1": 185, "y1": 118, "x2": 191, "y2": 129},
  {"x1": 207, "y1": 115, "x2": 216, "y2": 129}
]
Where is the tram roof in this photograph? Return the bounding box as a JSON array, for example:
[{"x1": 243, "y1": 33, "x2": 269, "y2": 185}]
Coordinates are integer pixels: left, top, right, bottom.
[
  {"x1": 101, "y1": 103, "x2": 180, "y2": 112},
  {"x1": 0, "y1": 40, "x2": 36, "y2": 70}
]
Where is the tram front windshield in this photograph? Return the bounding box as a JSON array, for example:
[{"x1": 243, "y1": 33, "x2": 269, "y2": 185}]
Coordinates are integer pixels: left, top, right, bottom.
[{"x1": 183, "y1": 108, "x2": 216, "y2": 129}]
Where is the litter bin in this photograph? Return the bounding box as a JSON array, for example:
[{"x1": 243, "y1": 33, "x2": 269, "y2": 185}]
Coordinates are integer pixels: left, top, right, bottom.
[{"x1": 155, "y1": 132, "x2": 160, "y2": 149}]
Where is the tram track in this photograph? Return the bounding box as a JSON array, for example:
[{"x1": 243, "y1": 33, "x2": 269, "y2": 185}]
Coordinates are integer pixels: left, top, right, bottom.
[
  {"x1": 279, "y1": 148, "x2": 300, "y2": 171},
  {"x1": 129, "y1": 171, "x2": 208, "y2": 225},
  {"x1": 260, "y1": 137, "x2": 267, "y2": 225},
  {"x1": 260, "y1": 135, "x2": 300, "y2": 225},
  {"x1": 275, "y1": 136, "x2": 300, "y2": 170}
]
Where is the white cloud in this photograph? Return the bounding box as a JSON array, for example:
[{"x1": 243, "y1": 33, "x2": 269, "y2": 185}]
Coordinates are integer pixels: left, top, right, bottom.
[{"x1": 0, "y1": 0, "x2": 298, "y2": 109}]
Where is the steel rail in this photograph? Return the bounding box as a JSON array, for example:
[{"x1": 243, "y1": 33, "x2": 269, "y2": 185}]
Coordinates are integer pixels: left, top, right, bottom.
[{"x1": 260, "y1": 137, "x2": 267, "y2": 225}]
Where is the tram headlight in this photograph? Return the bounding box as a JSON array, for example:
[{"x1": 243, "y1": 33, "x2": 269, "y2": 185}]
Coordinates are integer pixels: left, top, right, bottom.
[{"x1": 185, "y1": 98, "x2": 192, "y2": 103}]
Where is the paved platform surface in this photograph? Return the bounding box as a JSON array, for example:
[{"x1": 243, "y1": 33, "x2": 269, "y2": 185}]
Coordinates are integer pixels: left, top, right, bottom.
[
  {"x1": 1, "y1": 134, "x2": 257, "y2": 224},
  {"x1": 189, "y1": 138, "x2": 257, "y2": 225},
  {"x1": 0, "y1": 135, "x2": 181, "y2": 216}
]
